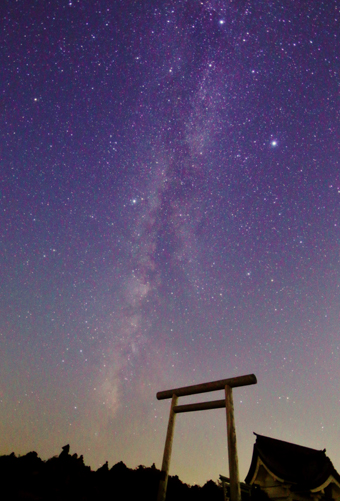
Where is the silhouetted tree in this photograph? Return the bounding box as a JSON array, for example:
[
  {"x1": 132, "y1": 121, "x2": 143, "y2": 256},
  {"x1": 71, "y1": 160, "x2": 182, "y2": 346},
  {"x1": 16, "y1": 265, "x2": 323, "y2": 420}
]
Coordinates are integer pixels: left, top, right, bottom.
[{"x1": 0, "y1": 447, "x2": 224, "y2": 501}]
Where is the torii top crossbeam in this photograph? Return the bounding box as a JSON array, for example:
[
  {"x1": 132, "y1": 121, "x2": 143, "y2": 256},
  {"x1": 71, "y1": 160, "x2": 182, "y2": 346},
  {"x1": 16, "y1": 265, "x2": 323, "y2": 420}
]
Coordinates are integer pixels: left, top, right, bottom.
[{"x1": 157, "y1": 374, "x2": 257, "y2": 400}]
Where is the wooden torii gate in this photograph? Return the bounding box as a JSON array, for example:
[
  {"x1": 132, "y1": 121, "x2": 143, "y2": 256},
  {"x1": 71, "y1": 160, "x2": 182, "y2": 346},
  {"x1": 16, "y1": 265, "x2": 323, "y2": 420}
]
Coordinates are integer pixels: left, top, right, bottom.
[{"x1": 156, "y1": 374, "x2": 257, "y2": 501}]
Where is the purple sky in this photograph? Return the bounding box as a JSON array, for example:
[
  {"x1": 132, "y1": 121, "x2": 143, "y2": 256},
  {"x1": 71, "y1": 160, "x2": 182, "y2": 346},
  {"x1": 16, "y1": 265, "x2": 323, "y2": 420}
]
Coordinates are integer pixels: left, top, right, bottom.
[{"x1": 1, "y1": 0, "x2": 340, "y2": 485}]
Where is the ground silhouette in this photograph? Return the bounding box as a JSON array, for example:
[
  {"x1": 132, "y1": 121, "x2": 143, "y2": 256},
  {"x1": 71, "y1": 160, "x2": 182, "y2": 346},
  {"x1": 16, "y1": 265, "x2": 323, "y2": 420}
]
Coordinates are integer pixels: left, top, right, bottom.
[{"x1": 0, "y1": 445, "x2": 225, "y2": 500}]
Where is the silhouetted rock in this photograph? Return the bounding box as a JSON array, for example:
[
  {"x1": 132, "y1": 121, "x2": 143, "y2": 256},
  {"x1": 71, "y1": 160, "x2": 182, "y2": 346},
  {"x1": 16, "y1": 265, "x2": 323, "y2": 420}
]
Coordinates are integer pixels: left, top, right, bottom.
[{"x1": 59, "y1": 444, "x2": 70, "y2": 457}]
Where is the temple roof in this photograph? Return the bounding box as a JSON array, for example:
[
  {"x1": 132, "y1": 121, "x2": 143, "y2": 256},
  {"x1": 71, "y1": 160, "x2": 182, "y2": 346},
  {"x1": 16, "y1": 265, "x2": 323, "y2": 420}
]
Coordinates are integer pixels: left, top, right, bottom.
[{"x1": 245, "y1": 433, "x2": 340, "y2": 491}]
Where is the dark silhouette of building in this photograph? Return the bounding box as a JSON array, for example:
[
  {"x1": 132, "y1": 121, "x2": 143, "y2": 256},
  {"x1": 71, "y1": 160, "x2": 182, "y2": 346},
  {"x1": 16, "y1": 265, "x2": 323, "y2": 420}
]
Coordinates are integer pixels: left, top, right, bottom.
[{"x1": 245, "y1": 434, "x2": 340, "y2": 501}]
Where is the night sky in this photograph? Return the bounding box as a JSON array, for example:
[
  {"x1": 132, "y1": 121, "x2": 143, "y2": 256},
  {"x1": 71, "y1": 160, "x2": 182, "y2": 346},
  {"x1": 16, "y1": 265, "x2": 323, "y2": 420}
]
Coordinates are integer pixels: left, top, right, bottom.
[{"x1": 1, "y1": 0, "x2": 340, "y2": 486}]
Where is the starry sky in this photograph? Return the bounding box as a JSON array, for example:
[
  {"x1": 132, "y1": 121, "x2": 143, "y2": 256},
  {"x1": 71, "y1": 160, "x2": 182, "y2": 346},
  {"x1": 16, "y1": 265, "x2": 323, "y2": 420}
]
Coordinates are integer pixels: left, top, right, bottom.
[{"x1": 1, "y1": 0, "x2": 340, "y2": 486}]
